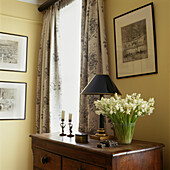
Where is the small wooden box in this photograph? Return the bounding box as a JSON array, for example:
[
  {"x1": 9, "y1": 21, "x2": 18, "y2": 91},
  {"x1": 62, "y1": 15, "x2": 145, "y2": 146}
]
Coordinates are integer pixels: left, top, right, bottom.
[{"x1": 75, "y1": 133, "x2": 88, "y2": 143}]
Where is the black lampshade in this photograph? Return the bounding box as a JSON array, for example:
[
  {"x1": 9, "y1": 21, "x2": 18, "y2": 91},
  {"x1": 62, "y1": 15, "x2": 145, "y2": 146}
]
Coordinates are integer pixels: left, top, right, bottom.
[{"x1": 81, "y1": 74, "x2": 121, "y2": 95}]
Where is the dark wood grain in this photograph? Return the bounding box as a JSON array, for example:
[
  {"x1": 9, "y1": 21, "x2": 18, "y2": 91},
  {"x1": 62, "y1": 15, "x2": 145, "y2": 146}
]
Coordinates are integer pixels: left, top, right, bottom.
[
  {"x1": 62, "y1": 157, "x2": 105, "y2": 170},
  {"x1": 30, "y1": 133, "x2": 164, "y2": 170},
  {"x1": 112, "y1": 148, "x2": 163, "y2": 170},
  {"x1": 33, "y1": 148, "x2": 61, "y2": 170}
]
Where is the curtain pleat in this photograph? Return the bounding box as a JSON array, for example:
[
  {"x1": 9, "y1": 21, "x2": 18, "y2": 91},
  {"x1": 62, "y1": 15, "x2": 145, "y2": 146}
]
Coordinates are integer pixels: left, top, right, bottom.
[
  {"x1": 36, "y1": 5, "x2": 61, "y2": 133},
  {"x1": 79, "y1": 0, "x2": 109, "y2": 134}
]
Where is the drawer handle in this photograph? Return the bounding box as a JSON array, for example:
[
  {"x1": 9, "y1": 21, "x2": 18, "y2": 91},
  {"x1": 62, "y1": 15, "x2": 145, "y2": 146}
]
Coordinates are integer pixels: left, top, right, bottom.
[{"x1": 41, "y1": 157, "x2": 48, "y2": 164}]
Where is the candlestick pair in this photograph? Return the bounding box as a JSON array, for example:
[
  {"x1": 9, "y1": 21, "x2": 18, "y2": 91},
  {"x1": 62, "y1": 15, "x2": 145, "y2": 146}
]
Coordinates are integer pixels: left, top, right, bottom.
[{"x1": 59, "y1": 119, "x2": 74, "y2": 137}]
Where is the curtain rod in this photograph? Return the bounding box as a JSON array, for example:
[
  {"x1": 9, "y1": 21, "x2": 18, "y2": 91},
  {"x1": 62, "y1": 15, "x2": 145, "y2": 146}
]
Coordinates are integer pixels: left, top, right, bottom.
[{"x1": 38, "y1": 0, "x2": 60, "y2": 12}]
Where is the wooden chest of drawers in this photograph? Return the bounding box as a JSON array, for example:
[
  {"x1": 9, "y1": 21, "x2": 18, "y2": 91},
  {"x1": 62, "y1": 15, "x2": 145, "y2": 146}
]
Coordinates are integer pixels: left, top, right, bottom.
[{"x1": 30, "y1": 133, "x2": 164, "y2": 170}]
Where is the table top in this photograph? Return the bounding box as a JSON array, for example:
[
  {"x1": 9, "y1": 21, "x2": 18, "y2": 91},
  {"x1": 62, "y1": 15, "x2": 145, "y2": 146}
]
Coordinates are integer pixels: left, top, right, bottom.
[{"x1": 30, "y1": 132, "x2": 164, "y2": 157}]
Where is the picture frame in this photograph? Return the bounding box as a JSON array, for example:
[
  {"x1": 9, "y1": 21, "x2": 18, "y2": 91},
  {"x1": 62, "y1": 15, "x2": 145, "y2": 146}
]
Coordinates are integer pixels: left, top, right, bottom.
[
  {"x1": 0, "y1": 32, "x2": 28, "y2": 72},
  {"x1": 114, "y1": 3, "x2": 157, "y2": 79},
  {"x1": 0, "y1": 81, "x2": 27, "y2": 120}
]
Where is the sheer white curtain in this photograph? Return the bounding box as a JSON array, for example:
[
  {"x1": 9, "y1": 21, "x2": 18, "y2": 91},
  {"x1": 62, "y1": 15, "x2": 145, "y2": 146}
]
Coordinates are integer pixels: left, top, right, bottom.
[{"x1": 53, "y1": 0, "x2": 82, "y2": 133}]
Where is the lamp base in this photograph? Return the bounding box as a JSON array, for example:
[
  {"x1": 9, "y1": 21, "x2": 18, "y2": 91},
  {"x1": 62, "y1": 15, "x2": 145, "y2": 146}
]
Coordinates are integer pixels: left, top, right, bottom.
[
  {"x1": 90, "y1": 128, "x2": 113, "y2": 140},
  {"x1": 90, "y1": 134, "x2": 110, "y2": 140}
]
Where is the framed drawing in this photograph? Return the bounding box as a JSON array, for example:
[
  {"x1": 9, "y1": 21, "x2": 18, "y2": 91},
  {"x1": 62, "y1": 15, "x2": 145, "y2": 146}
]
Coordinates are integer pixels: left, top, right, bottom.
[
  {"x1": 0, "y1": 81, "x2": 27, "y2": 120},
  {"x1": 114, "y1": 3, "x2": 157, "y2": 79},
  {"x1": 0, "y1": 32, "x2": 28, "y2": 72}
]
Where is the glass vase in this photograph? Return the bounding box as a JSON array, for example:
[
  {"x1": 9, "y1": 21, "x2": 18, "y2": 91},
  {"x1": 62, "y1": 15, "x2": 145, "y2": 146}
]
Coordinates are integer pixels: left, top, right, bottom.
[{"x1": 114, "y1": 123, "x2": 135, "y2": 144}]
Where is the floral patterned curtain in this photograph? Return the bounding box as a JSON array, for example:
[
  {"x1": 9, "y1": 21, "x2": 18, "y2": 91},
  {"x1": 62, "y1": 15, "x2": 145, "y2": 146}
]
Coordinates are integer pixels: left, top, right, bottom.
[
  {"x1": 79, "y1": 0, "x2": 109, "y2": 134},
  {"x1": 36, "y1": 4, "x2": 61, "y2": 133}
]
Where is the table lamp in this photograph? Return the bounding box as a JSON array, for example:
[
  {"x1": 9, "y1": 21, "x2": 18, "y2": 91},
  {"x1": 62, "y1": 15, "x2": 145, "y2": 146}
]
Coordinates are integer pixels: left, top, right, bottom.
[{"x1": 81, "y1": 74, "x2": 121, "y2": 140}]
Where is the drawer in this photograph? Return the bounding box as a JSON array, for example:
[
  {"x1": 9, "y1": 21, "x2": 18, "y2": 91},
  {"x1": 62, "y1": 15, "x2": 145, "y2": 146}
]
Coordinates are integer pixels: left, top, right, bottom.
[
  {"x1": 33, "y1": 148, "x2": 61, "y2": 170},
  {"x1": 62, "y1": 157, "x2": 105, "y2": 170}
]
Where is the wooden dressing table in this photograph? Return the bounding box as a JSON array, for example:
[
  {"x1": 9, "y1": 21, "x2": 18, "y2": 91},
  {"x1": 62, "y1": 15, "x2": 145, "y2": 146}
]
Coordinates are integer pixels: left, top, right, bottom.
[{"x1": 30, "y1": 133, "x2": 164, "y2": 170}]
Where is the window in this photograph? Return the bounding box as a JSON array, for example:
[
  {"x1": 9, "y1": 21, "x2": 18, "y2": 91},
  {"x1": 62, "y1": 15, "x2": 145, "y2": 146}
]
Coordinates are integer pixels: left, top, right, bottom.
[{"x1": 58, "y1": 0, "x2": 82, "y2": 133}]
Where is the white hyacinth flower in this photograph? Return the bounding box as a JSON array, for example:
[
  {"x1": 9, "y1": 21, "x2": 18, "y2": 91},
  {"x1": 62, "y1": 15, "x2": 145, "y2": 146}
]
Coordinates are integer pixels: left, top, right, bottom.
[{"x1": 94, "y1": 93, "x2": 155, "y2": 124}]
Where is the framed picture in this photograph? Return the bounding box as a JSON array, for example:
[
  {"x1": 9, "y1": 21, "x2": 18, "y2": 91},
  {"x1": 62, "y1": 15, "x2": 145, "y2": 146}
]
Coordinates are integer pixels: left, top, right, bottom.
[
  {"x1": 0, "y1": 32, "x2": 28, "y2": 72},
  {"x1": 114, "y1": 3, "x2": 157, "y2": 79},
  {"x1": 0, "y1": 81, "x2": 27, "y2": 120}
]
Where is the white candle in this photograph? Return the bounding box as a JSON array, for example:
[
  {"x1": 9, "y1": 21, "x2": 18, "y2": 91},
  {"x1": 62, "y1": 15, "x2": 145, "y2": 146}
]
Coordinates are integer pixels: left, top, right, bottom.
[
  {"x1": 69, "y1": 113, "x2": 72, "y2": 121},
  {"x1": 61, "y1": 110, "x2": 65, "y2": 120}
]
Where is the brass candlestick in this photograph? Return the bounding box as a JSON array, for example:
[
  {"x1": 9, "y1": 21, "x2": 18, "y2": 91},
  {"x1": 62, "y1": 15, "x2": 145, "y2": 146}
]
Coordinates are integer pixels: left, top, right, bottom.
[
  {"x1": 67, "y1": 120, "x2": 74, "y2": 137},
  {"x1": 60, "y1": 119, "x2": 66, "y2": 136}
]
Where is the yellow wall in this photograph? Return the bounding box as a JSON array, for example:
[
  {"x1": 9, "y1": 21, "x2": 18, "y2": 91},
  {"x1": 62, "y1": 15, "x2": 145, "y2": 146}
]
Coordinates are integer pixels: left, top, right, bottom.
[
  {"x1": 0, "y1": 0, "x2": 43, "y2": 170},
  {"x1": 104, "y1": 0, "x2": 170, "y2": 169},
  {"x1": 0, "y1": 0, "x2": 169, "y2": 169}
]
